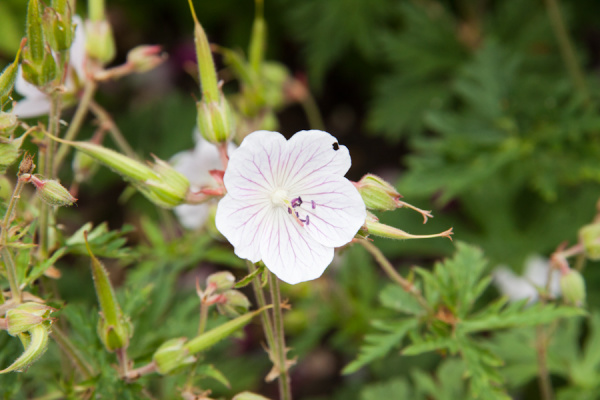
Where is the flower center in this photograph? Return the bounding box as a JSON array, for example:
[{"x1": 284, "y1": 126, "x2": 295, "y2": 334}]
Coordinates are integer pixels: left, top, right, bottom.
[{"x1": 270, "y1": 188, "x2": 288, "y2": 207}]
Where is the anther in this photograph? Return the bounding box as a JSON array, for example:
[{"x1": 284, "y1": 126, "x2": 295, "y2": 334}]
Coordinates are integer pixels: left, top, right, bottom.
[
  {"x1": 311, "y1": 200, "x2": 316, "y2": 209},
  {"x1": 288, "y1": 207, "x2": 292, "y2": 214},
  {"x1": 305, "y1": 215, "x2": 310, "y2": 226}
]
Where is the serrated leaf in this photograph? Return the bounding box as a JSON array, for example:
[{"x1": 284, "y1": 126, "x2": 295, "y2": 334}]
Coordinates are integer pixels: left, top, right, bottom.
[
  {"x1": 196, "y1": 364, "x2": 231, "y2": 389},
  {"x1": 360, "y1": 377, "x2": 412, "y2": 400},
  {"x1": 402, "y1": 337, "x2": 456, "y2": 357},
  {"x1": 379, "y1": 284, "x2": 423, "y2": 315},
  {"x1": 343, "y1": 318, "x2": 418, "y2": 374}
]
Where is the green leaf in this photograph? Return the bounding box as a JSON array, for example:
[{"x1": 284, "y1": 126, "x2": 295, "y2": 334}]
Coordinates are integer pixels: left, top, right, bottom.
[
  {"x1": 342, "y1": 318, "x2": 418, "y2": 374},
  {"x1": 195, "y1": 364, "x2": 231, "y2": 389},
  {"x1": 360, "y1": 378, "x2": 412, "y2": 400},
  {"x1": 65, "y1": 222, "x2": 134, "y2": 261},
  {"x1": 379, "y1": 284, "x2": 423, "y2": 316},
  {"x1": 234, "y1": 265, "x2": 265, "y2": 289},
  {"x1": 402, "y1": 337, "x2": 457, "y2": 357}
]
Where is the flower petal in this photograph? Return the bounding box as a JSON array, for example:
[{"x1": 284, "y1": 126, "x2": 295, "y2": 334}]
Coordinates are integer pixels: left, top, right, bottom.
[
  {"x1": 224, "y1": 130, "x2": 287, "y2": 200},
  {"x1": 293, "y1": 174, "x2": 366, "y2": 247},
  {"x1": 15, "y1": 67, "x2": 47, "y2": 100},
  {"x1": 215, "y1": 194, "x2": 270, "y2": 263},
  {"x1": 70, "y1": 15, "x2": 87, "y2": 84},
  {"x1": 260, "y1": 206, "x2": 333, "y2": 284},
  {"x1": 12, "y1": 96, "x2": 51, "y2": 119},
  {"x1": 174, "y1": 203, "x2": 211, "y2": 230},
  {"x1": 282, "y1": 130, "x2": 351, "y2": 190}
]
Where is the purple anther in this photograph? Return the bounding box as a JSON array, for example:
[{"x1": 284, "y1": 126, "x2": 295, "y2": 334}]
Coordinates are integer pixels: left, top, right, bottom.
[
  {"x1": 295, "y1": 211, "x2": 300, "y2": 218},
  {"x1": 305, "y1": 215, "x2": 310, "y2": 226},
  {"x1": 288, "y1": 207, "x2": 292, "y2": 214},
  {"x1": 291, "y1": 196, "x2": 303, "y2": 208},
  {"x1": 311, "y1": 200, "x2": 316, "y2": 209}
]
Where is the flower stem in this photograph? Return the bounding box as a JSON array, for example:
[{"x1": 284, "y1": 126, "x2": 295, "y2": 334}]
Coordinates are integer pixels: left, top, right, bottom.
[
  {"x1": 53, "y1": 80, "x2": 98, "y2": 175},
  {"x1": 125, "y1": 361, "x2": 158, "y2": 381},
  {"x1": 198, "y1": 301, "x2": 209, "y2": 335},
  {"x1": 269, "y1": 273, "x2": 292, "y2": 400},
  {"x1": 51, "y1": 325, "x2": 95, "y2": 380},
  {"x1": 543, "y1": 0, "x2": 589, "y2": 101},
  {"x1": 358, "y1": 238, "x2": 432, "y2": 313},
  {"x1": 247, "y1": 261, "x2": 277, "y2": 351},
  {"x1": 300, "y1": 92, "x2": 325, "y2": 131},
  {"x1": 1, "y1": 177, "x2": 28, "y2": 303},
  {"x1": 536, "y1": 325, "x2": 554, "y2": 400}
]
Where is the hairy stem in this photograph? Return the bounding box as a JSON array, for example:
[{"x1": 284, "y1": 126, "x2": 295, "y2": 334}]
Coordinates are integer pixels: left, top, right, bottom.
[
  {"x1": 536, "y1": 325, "x2": 554, "y2": 400},
  {"x1": 1, "y1": 177, "x2": 27, "y2": 303},
  {"x1": 358, "y1": 238, "x2": 431, "y2": 313},
  {"x1": 51, "y1": 325, "x2": 95, "y2": 380},
  {"x1": 269, "y1": 273, "x2": 292, "y2": 400},
  {"x1": 53, "y1": 80, "x2": 98, "y2": 174}
]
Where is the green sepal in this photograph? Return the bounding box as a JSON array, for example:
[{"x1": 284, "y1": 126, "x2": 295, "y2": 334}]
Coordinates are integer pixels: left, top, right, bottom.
[{"x1": 0, "y1": 324, "x2": 51, "y2": 373}]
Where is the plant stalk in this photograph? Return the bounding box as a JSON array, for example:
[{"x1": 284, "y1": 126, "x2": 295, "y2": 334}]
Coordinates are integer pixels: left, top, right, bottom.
[{"x1": 269, "y1": 272, "x2": 292, "y2": 400}]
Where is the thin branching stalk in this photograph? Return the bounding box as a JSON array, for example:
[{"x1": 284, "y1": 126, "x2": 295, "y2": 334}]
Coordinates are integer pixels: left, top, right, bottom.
[
  {"x1": 116, "y1": 347, "x2": 129, "y2": 378},
  {"x1": 358, "y1": 238, "x2": 432, "y2": 313},
  {"x1": 246, "y1": 261, "x2": 277, "y2": 352},
  {"x1": 53, "y1": 80, "x2": 98, "y2": 174},
  {"x1": 300, "y1": 92, "x2": 325, "y2": 131},
  {"x1": 198, "y1": 301, "x2": 209, "y2": 335},
  {"x1": 536, "y1": 325, "x2": 554, "y2": 400},
  {"x1": 543, "y1": 0, "x2": 589, "y2": 101},
  {"x1": 89, "y1": 100, "x2": 137, "y2": 159},
  {"x1": 269, "y1": 273, "x2": 292, "y2": 400},
  {"x1": 51, "y1": 325, "x2": 95, "y2": 380}
]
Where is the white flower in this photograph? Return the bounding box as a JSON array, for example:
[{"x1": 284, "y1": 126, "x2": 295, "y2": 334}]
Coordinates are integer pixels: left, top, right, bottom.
[
  {"x1": 172, "y1": 131, "x2": 235, "y2": 229},
  {"x1": 492, "y1": 255, "x2": 561, "y2": 304},
  {"x1": 215, "y1": 129, "x2": 367, "y2": 284},
  {"x1": 13, "y1": 16, "x2": 86, "y2": 119}
]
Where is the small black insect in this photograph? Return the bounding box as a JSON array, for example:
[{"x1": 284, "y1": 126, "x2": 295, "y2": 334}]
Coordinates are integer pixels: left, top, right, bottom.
[{"x1": 332, "y1": 142, "x2": 339, "y2": 151}]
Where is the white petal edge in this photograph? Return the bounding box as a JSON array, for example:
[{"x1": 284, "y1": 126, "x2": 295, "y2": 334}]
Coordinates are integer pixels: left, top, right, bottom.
[
  {"x1": 12, "y1": 97, "x2": 52, "y2": 119},
  {"x1": 260, "y1": 206, "x2": 333, "y2": 284},
  {"x1": 174, "y1": 203, "x2": 211, "y2": 230}
]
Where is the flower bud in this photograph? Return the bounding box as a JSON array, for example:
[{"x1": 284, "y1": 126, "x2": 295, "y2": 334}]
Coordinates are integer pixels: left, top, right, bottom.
[
  {"x1": 127, "y1": 45, "x2": 166, "y2": 73},
  {"x1": 153, "y1": 338, "x2": 196, "y2": 375},
  {"x1": 85, "y1": 19, "x2": 115, "y2": 64},
  {"x1": 97, "y1": 313, "x2": 133, "y2": 352},
  {"x1": 197, "y1": 95, "x2": 235, "y2": 144},
  {"x1": 206, "y1": 271, "x2": 236, "y2": 292},
  {"x1": 579, "y1": 223, "x2": 600, "y2": 261},
  {"x1": 25, "y1": 0, "x2": 45, "y2": 65},
  {"x1": 364, "y1": 217, "x2": 453, "y2": 241},
  {"x1": 356, "y1": 174, "x2": 401, "y2": 212},
  {"x1": 6, "y1": 303, "x2": 55, "y2": 336},
  {"x1": 0, "y1": 42, "x2": 23, "y2": 109},
  {"x1": 216, "y1": 290, "x2": 251, "y2": 318},
  {"x1": 0, "y1": 324, "x2": 51, "y2": 373},
  {"x1": 30, "y1": 176, "x2": 77, "y2": 206},
  {"x1": 560, "y1": 269, "x2": 586, "y2": 306},
  {"x1": 43, "y1": 0, "x2": 75, "y2": 52},
  {"x1": 232, "y1": 392, "x2": 271, "y2": 400}
]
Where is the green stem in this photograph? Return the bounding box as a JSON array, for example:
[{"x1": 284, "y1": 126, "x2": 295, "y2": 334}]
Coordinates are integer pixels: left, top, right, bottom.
[
  {"x1": 198, "y1": 301, "x2": 209, "y2": 335},
  {"x1": 300, "y1": 92, "x2": 325, "y2": 131},
  {"x1": 51, "y1": 325, "x2": 95, "y2": 379},
  {"x1": 246, "y1": 261, "x2": 277, "y2": 353},
  {"x1": 89, "y1": 100, "x2": 137, "y2": 159},
  {"x1": 358, "y1": 238, "x2": 431, "y2": 313},
  {"x1": 53, "y1": 80, "x2": 98, "y2": 175},
  {"x1": 1, "y1": 177, "x2": 27, "y2": 303},
  {"x1": 543, "y1": 0, "x2": 588, "y2": 100},
  {"x1": 536, "y1": 325, "x2": 554, "y2": 400},
  {"x1": 269, "y1": 273, "x2": 292, "y2": 400}
]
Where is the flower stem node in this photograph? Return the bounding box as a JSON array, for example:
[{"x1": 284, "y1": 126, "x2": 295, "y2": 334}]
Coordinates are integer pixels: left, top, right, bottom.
[
  {"x1": 197, "y1": 95, "x2": 236, "y2": 144},
  {"x1": 6, "y1": 303, "x2": 55, "y2": 336},
  {"x1": 560, "y1": 269, "x2": 586, "y2": 306},
  {"x1": 579, "y1": 223, "x2": 600, "y2": 261},
  {"x1": 356, "y1": 174, "x2": 402, "y2": 212},
  {"x1": 152, "y1": 338, "x2": 196, "y2": 375},
  {"x1": 26, "y1": 175, "x2": 77, "y2": 207}
]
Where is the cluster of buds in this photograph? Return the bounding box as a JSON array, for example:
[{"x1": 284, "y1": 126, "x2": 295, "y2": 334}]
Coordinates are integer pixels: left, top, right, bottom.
[
  {"x1": 189, "y1": 1, "x2": 235, "y2": 145},
  {"x1": 1, "y1": 302, "x2": 55, "y2": 373},
  {"x1": 197, "y1": 271, "x2": 250, "y2": 318}
]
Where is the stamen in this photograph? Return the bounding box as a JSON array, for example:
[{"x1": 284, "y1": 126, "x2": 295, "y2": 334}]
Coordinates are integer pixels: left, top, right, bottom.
[
  {"x1": 311, "y1": 200, "x2": 316, "y2": 209},
  {"x1": 288, "y1": 207, "x2": 292, "y2": 214},
  {"x1": 291, "y1": 196, "x2": 303, "y2": 208},
  {"x1": 305, "y1": 215, "x2": 310, "y2": 226}
]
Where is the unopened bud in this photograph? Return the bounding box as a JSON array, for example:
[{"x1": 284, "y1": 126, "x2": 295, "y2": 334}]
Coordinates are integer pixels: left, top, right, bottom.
[
  {"x1": 356, "y1": 174, "x2": 401, "y2": 212},
  {"x1": 232, "y1": 392, "x2": 271, "y2": 400},
  {"x1": 364, "y1": 218, "x2": 453, "y2": 241},
  {"x1": 153, "y1": 338, "x2": 196, "y2": 375},
  {"x1": 127, "y1": 45, "x2": 166, "y2": 73},
  {"x1": 85, "y1": 19, "x2": 115, "y2": 64},
  {"x1": 197, "y1": 95, "x2": 235, "y2": 144},
  {"x1": 97, "y1": 314, "x2": 133, "y2": 352},
  {"x1": 25, "y1": 0, "x2": 45, "y2": 64},
  {"x1": 22, "y1": 48, "x2": 58, "y2": 87},
  {"x1": 579, "y1": 223, "x2": 600, "y2": 261},
  {"x1": 560, "y1": 269, "x2": 586, "y2": 306},
  {"x1": 0, "y1": 324, "x2": 51, "y2": 373},
  {"x1": 29, "y1": 176, "x2": 76, "y2": 206},
  {"x1": 216, "y1": 290, "x2": 251, "y2": 318},
  {"x1": 206, "y1": 271, "x2": 235, "y2": 292},
  {"x1": 43, "y1": 1, "x2": 75, "y2": 52},
  {"x1": 6, "y1": 303, "x2": 55, "y2": 336}
]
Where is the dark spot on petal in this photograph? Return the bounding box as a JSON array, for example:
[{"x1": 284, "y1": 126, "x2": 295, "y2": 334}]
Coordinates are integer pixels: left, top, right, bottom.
[{"x1": 332, "y1": 142, "x2": 339, "y2": 151}]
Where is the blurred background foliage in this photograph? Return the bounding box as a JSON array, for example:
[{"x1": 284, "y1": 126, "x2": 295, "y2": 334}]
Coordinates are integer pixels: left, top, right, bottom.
[{"x1": 1, "y1": 0, "x2": 600, "y2": 398}]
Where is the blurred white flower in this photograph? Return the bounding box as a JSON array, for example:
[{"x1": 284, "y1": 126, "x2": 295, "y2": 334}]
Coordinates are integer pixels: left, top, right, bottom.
[
  {"x1": 215, "y1": 129, "x2": 366, "y2": 284},
  {"x1": 171, "y1": 130, "x2": 235, "y2": 229},
  {"x1": 492, "y1": 255, "x2": 561, "y2": 304},
  {"x1": 13, "y1": 15, "x2": 87, "y2": 118}
]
